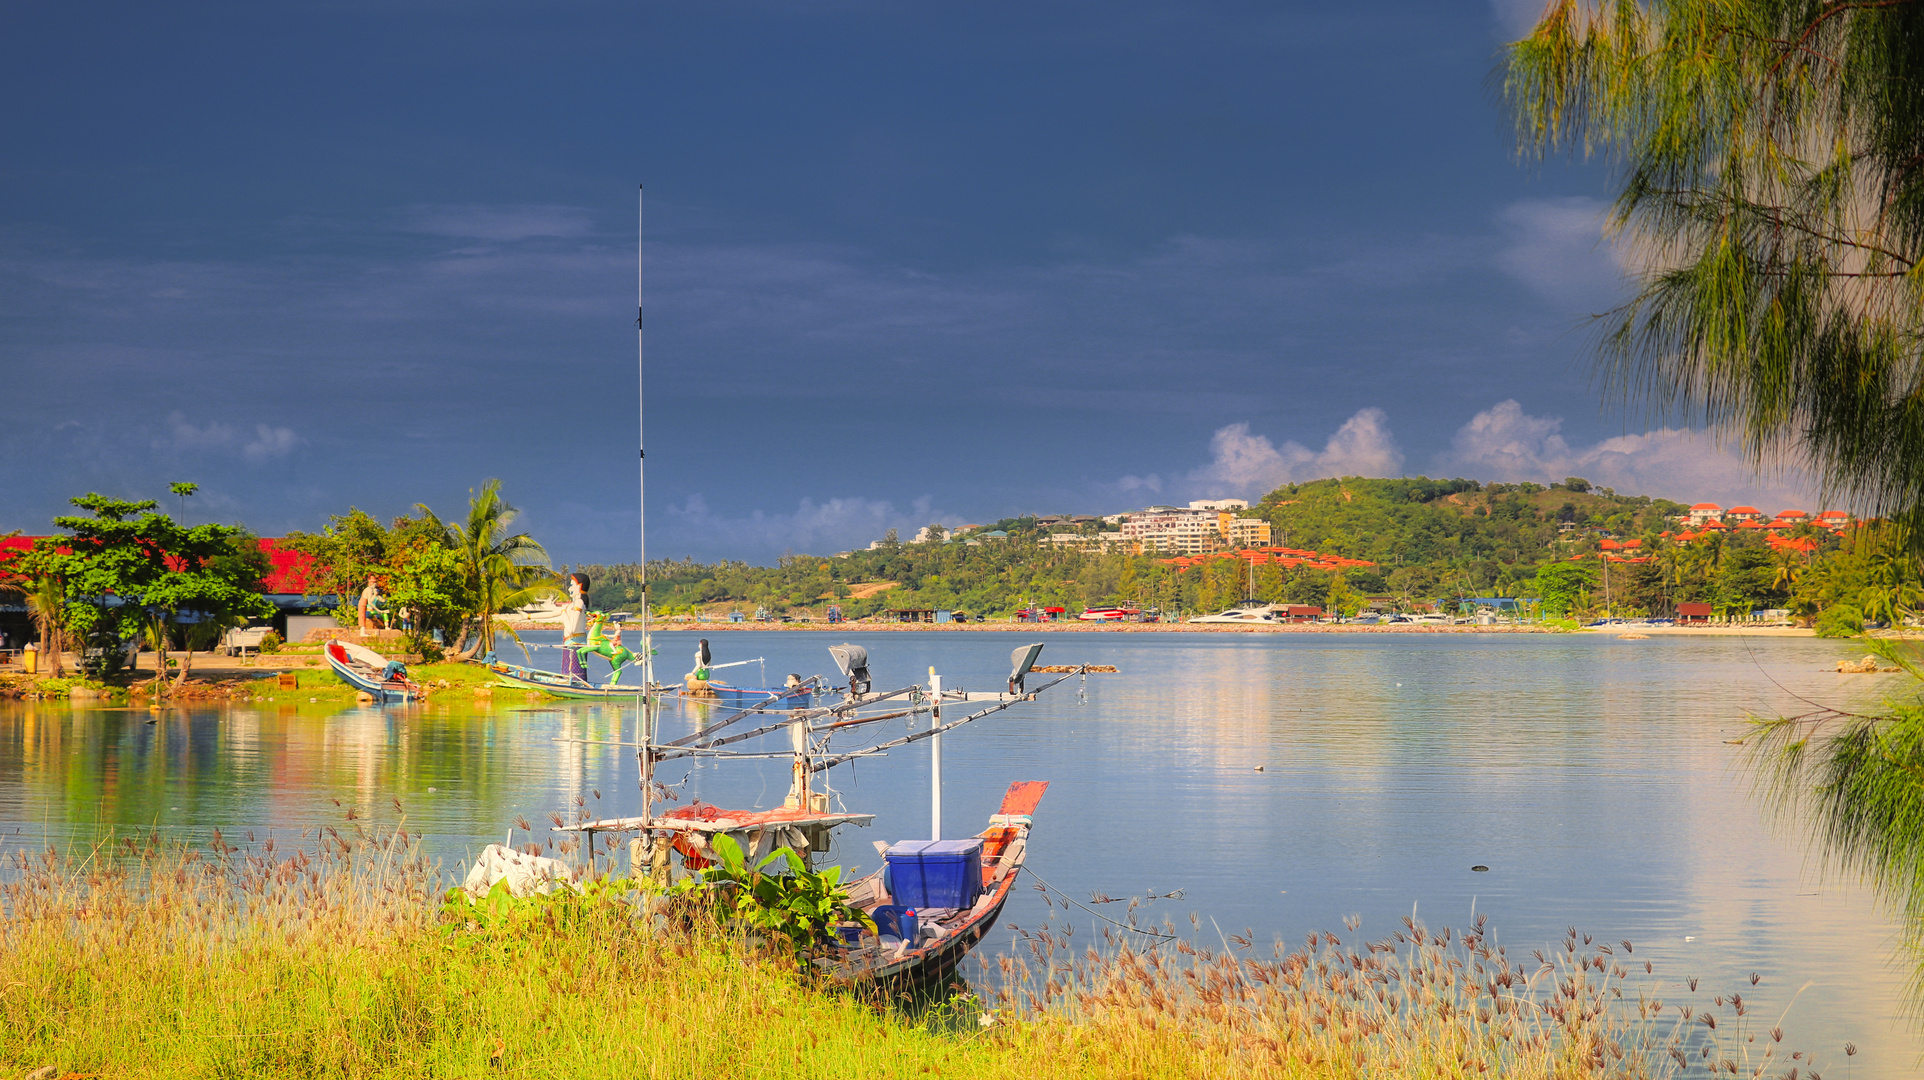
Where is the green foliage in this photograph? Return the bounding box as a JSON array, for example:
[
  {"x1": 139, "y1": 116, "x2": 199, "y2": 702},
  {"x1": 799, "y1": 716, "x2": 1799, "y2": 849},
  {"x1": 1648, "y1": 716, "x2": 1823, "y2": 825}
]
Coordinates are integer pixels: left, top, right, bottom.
[
  {"x1": 284, "y1": 480, "x2": 554, "y2": 659},
  {"x1": 1745, "y1": 644, "x2": 1924, "y2": 1005},
  {"x1": 1813, "y1": 604, "x2": 1865, "y2": 639},
  {"x1": 1506, "y1": 0, "x2": 1924, "y2": 539},
  {"x1": 669, "y1": 833, "x2": 874, "y2": 959},
  {"x1": 438, "y1": 877, "x2": 631, "y2": 948},
  {"x1": 19, "y1": 491, "x2": 274, "y2": 673},
  {"x1": 1533, "y1": 561, "x2": 1596, "y2": 617}
]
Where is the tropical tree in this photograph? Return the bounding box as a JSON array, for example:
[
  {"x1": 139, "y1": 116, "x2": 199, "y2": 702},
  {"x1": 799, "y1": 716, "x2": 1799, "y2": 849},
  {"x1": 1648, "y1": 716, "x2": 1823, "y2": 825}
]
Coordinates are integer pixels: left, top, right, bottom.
[
  {"x1": 0, "y1": 540, "x2": 67, "y2": 677},
  {"x1": 1507, "y1": 0, "x2": 1924, "y2": 536},
  {"x1": 20, "y1": 493, "x2": 273, "y2": 684},
  {"x1": 416, "y1": 480, "x2": 555, "y2": 659}
]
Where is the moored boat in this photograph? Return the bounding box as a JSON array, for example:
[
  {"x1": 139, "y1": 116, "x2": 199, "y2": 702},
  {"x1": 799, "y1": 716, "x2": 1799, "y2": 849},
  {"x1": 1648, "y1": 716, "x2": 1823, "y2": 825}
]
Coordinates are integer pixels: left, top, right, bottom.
[
  {"x1": 556, "y1": 641, "x2": 1089, "y2": 991},
  {"x1": 325, "y1": 639, "x2": 422, "y2": 702}
]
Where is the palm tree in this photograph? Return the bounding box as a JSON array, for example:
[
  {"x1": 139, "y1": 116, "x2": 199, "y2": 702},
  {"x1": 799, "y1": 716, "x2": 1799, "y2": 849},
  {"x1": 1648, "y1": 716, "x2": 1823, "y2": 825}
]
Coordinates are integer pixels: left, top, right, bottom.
[
  {"x1": 7, "y1": 571, "x2": 68, "y2": 678},
  {"x1": 418, "y1": 480, "x2": 555, "y2": 660}
]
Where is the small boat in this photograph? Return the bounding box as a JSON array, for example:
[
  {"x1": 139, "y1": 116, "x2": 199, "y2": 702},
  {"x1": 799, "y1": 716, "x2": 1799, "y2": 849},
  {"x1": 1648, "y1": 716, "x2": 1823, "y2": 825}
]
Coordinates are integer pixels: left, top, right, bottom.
[
  {"x1": 558, "y1": 641, "x2": 1091, "y2": 992},
  {"x1": 824, "y1": 780, "x2": 1046, "y2": 990},
  {"x1": 1186, "y1": 606, "x2": 1277, "y2": 625},
  {"x1": 693, "y1": 680, "x2": 816, "y2": 708},
  {"x1": 1077, "y1": 606, "x2": 1138, "y2": 622},
  {"x1": 325, "y1": 639, "x2": 422, "y2": 702},
  {"x1": 485, "y1": 659, "x2": 656, "y2": 700}
]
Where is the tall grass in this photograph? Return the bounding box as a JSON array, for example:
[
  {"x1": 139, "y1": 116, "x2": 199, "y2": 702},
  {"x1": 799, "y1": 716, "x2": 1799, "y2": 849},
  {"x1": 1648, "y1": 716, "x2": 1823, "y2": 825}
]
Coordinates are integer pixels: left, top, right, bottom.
[{"x1": 0, "y1": 828, "x2": 1817, "y2": 1079}]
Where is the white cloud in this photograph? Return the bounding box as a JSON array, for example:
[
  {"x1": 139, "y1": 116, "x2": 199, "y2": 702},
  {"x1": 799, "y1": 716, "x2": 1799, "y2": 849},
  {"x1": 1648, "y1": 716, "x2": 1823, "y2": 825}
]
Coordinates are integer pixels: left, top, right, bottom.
[
  {"x1": 157, "y1": 412, "x2": 299, "y2": 462},
  {"x1": 1437, "y1": 400, "x2": 1826, "y2": 510},
  {"x1": 659, "y1": 493, "x2": 956, "y2": 556},
  {"x1": 1495, "y1": 197, "x2": 1629, "y2": 312},
  {"x1": 242, "y1": 424, "x2": 299, "y2": 460},
  {"x1": 1122, "y1": 409, "x2": 1405, "y2": 502},
  {"x1": 161, "y1": 413, "x2": 235, "y2": 450}
]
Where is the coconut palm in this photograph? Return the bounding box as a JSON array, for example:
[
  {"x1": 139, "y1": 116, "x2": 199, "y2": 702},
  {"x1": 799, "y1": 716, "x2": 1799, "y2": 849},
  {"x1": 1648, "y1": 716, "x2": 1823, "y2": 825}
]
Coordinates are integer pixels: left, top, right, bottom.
[
  {"x1": 7, "y1": 571, "x2": 68, "y2": 678},
  {"x1": 416, "y1": 480, "x2": 556, "y2": 660}
]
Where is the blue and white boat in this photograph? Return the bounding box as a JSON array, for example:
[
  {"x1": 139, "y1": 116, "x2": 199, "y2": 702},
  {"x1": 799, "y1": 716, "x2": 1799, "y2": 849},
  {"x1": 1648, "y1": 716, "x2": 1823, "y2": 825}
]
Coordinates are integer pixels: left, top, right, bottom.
[{"x1": 325, "y1": 639, "x2": 422, "y2": 702}]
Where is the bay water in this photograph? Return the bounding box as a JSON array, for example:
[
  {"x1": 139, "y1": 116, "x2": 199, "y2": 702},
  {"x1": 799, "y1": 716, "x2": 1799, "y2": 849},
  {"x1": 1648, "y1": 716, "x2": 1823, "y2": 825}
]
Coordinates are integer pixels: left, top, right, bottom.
[{"x1": 2, "y1": 630, "x2": 1916, "y2": 1070}]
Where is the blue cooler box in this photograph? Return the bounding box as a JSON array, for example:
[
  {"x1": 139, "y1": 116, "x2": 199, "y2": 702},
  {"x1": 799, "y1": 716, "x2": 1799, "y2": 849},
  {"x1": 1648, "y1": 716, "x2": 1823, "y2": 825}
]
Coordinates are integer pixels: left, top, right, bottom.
[{"x1": 884, "y1": 838, "x2": 984, "y2": 910}]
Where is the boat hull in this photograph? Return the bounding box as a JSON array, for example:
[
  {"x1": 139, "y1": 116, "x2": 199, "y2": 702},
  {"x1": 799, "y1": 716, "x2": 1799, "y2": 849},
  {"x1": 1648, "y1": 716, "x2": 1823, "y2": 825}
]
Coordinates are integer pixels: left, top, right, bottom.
[
  {"x1": 325, "y1": 640, "x2": 421, "y2": 702},
  {"x1": 487, "y1": 661, "x2": 655, "y2": 700},
  {"x1": 686, "y1": 681, "x2": 812, "y2": 708}
]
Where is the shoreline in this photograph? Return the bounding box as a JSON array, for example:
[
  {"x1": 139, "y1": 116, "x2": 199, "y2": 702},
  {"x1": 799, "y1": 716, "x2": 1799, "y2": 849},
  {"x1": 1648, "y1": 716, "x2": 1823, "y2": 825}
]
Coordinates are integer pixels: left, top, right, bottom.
[{"x1": 505, "y1": 620, "x2": 1830, "y2": 638}]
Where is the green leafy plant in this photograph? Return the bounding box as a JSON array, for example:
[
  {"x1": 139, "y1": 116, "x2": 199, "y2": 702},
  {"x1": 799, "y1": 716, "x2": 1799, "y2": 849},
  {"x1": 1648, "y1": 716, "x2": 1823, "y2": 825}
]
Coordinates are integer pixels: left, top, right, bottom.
[
  {"x1": 439, "y1": 877, "x2": 630, "y2": 949},
  {"x1": 670, "y1": 833, "x2": 873, "y2": 959},
  {"x1": 1815, "y1": 603, "x2": 1865, "y2": 639}
]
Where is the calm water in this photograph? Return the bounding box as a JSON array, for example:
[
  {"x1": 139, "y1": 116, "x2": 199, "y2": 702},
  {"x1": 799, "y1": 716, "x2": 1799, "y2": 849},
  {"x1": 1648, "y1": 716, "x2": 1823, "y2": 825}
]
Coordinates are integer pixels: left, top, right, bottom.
[{"x1": 2, "y1": 630, "x2": 1917, "y2": 1069}]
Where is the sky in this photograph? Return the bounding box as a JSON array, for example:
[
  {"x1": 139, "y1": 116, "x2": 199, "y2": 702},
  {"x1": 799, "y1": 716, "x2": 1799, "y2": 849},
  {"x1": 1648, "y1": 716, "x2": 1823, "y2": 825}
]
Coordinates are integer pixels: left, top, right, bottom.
[{"x1": 0, "y1": 0, "x2": 1827, "y2": 564}]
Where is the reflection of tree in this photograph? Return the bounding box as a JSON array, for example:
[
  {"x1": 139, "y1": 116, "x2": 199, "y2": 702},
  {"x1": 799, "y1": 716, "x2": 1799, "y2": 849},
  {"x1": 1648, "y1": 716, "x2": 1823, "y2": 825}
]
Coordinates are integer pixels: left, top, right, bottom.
[{"x1": 2, "y1": 702, "x2": 640, "y2": 853}]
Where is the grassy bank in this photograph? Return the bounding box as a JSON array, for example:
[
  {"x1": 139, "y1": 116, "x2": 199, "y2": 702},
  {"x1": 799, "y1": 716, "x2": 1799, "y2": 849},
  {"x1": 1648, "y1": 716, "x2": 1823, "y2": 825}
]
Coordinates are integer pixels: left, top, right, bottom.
[{"x1": 0, "y1": 830, "x2": 1811, "y2": 1079}]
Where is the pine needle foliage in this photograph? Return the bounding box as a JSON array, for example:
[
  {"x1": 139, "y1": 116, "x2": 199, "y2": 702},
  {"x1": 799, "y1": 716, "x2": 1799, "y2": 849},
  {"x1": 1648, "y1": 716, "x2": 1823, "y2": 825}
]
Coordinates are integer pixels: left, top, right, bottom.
[
  {"x1": 1505, "y1": 0, "x2": 1924, "y2": 535},
  {"x1": 1743, "y1": 637, "x2": 1924, "y2": 1008}
]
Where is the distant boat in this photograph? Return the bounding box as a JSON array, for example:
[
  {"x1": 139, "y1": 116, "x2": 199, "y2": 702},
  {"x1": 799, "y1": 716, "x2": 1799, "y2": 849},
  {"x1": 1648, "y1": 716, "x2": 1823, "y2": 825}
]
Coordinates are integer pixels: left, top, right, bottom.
[
  {"x1": 1077, "y1": 606, "x2": 1138, "y2": 622},
  {"x1": 693, "y1": 680, "x2": 816, "y2": 708},
  {"x1": 325, "y1": 639, "x2": 422, "y2": 702},
  {"x1": 1187, "y1": 607, "x2": 1277, "y2": 625}
]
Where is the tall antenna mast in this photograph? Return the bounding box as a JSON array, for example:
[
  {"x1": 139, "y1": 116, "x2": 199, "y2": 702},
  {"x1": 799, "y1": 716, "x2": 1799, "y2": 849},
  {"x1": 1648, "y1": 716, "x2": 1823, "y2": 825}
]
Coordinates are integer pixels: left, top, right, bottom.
[{"x1": 638, "y1": 184, "x2": 656, "y2": 822}]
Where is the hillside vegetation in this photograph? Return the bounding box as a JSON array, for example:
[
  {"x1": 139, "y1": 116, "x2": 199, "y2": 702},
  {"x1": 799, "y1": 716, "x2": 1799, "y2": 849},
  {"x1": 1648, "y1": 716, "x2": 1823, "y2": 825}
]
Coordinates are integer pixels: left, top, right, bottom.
[{"x1": 577, "y1": 477, "x2": 1754, "y2": 620}]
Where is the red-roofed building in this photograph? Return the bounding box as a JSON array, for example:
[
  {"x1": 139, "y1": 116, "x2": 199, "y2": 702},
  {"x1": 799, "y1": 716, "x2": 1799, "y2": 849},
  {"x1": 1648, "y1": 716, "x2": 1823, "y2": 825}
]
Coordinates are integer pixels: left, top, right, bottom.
[
  {"x1": 1817, "y1": 510, "x2": 1852, "y2": 530},
  {"x1": 1686, "y1": 503, "x2": 1724, "y2": 525},
  {"x1": 1775, "y1": 509, "x2": 1809, "y2": 523},
  {"x1": 1726, "y1": 505, "x2": 1763, "y2": 522}
]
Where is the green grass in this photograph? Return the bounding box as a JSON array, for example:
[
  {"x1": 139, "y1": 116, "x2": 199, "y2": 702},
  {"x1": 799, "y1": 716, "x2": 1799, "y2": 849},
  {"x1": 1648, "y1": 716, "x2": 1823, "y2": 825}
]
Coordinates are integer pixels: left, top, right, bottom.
[{"x1": 0, "y1": 829, "x2": 1816, "y2": 1079}]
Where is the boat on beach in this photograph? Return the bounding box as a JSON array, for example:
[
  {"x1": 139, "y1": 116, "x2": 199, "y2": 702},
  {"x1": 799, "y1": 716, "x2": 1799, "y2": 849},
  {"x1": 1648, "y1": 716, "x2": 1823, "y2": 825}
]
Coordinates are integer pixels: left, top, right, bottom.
[{"x1": 325, "y1": 639, "x2": 422, "y2": 702}]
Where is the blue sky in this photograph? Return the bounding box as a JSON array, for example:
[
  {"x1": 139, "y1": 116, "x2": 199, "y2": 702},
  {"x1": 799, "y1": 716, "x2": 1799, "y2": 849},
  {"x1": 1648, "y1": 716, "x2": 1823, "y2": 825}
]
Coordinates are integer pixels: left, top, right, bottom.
[{"x1": 0, "y1": 1, "x2": 1820, "y2": 564}]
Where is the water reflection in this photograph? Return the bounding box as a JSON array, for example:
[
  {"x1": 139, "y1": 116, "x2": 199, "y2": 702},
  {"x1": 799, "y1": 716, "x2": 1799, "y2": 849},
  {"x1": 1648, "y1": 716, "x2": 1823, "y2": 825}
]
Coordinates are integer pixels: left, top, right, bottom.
[{"x1": 0, "y1": 631, "x2": 1916, "y2": 1071}]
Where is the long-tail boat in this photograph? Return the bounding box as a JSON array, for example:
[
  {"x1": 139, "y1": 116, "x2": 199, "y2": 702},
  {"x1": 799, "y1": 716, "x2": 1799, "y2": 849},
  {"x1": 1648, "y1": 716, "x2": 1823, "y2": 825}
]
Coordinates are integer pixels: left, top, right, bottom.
[{"x1": 560, "y1": 641, "x2": 1088, "y2": 990}]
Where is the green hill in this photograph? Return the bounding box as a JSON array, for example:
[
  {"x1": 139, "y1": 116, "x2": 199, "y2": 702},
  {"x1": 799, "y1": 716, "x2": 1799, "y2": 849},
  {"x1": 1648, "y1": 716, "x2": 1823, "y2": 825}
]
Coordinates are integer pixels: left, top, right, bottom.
[{"x1": 576, "y1": 476, "x2": 1703, "y2": 620}]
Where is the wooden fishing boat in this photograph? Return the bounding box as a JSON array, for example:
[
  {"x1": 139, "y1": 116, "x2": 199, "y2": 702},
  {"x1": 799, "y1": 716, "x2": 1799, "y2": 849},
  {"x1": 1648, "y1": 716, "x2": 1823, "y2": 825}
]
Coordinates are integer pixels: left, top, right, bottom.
[
  {"x1": 325, "y1": 639, "x2": 422, "y2": 702},
  {"x1": 559, "y1": 641, "x2": 1088, "y2": 991},
  {"x1": 485, "y1": 658, "x2": 656, "y2": 700},
  {"x1": 823, "y1": 780, "x2": 1046, "y2": 990},
  {"x1": 682, "y1": 679, "x2": 815, "y2": 708}
]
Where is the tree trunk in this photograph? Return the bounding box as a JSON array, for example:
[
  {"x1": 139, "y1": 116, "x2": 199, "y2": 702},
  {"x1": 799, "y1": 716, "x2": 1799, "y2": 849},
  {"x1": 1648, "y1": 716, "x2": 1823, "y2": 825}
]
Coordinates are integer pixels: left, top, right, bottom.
[
  {"x1": 173, "y1": 647, "x2": 193, "y2": 691},
  {"x1": 446, "y1": 619, "x2": 482, "y2": 662}
]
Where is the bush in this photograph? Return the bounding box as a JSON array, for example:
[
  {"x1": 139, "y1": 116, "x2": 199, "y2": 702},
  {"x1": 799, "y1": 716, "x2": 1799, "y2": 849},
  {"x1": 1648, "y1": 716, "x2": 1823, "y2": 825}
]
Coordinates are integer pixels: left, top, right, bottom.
[
  {"x1": 402, "y1": 629, "x2": 443, "y2": 663},
  {"x1": 1814, "y1": 604, "x2": 1865, "y2": 638},
  {"x1": 259, "y1": 630, "x2": 283, "y2": 653}
]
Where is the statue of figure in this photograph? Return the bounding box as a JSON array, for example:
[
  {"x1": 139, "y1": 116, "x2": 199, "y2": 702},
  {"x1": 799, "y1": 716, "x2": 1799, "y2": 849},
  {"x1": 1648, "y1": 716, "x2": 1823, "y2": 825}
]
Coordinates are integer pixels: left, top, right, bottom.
[
  {"x1": 357, "y1": 578, "x2": 389, "y2": 633},
  {"x1": 558, "y1": 573, "x2": 590, "y2": 682},
  {"x1": 578, "y1": 612, "x2": 638, "y2": 683}
]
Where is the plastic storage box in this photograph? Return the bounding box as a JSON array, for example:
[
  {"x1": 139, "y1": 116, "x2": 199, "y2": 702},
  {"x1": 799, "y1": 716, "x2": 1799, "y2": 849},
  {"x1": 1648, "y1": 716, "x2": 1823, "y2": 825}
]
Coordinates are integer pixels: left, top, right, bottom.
[{"x1": 884, "y1": 838, "x2": 984, "y2": 910}]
